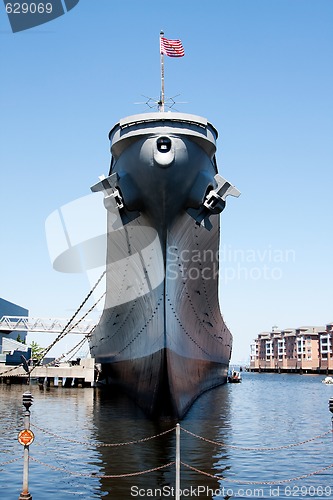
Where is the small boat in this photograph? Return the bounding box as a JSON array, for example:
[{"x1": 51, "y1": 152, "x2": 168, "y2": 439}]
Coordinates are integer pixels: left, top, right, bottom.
[
  {"x1": 322, "y1": 376, "x2": 333, "y2": 384},
  {"x1": 228, "y1": 370, "x2": 242, "y2": 383}
]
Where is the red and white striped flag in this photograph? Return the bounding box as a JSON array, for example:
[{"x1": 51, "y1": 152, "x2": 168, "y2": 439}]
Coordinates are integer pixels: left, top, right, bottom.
[{"x1": 160, "y1": 37, "x2": 185, "y2": 58}]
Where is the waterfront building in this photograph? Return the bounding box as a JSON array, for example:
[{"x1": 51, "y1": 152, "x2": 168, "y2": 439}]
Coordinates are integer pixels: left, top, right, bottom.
[
  {"x1": 250, "y1": 322, "x2": 333, "y2": 373},
  {"x1": 0, "y1": 297, "x2": 29, "y2": 365}
]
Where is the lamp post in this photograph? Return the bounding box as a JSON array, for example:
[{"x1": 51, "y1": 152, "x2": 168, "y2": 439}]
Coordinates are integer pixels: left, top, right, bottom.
[{"x1": 18, "y1": 391, "x2": 34, "y2": 500}]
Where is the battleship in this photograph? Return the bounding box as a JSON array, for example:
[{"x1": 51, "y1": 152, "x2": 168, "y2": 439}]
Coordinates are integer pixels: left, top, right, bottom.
[{"x1": 89, "y1": 110, "x2": 240, "y2": 418}]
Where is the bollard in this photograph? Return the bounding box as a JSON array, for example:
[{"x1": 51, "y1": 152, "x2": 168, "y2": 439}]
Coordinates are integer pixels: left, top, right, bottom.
[{"x1": 18, "y1": 391, "x2": 34, "y2": 500}]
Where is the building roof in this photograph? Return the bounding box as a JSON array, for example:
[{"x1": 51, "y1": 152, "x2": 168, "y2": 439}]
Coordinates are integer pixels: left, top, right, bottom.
[{"x1": 2, "y1": 337, "x2": 29, "y2": 354}]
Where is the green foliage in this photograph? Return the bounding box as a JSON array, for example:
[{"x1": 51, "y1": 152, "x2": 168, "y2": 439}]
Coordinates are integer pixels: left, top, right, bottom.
[{"x1": 30, "y1": 340, "x2": 45, "y2": 363}]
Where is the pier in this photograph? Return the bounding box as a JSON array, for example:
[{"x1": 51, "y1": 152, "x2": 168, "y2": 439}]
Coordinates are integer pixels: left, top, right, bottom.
[
  {"x1": 249, "y1": 366, "x2": 333, "y2": 375},
  {"x1": 0, "y1": 358, "x2": 95, "y2": 386}
]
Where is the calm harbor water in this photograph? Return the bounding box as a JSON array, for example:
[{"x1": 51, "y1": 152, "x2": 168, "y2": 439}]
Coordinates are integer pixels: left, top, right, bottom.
[{"x1": 1, "y1": 372, "x2": 332, "y2": 499}]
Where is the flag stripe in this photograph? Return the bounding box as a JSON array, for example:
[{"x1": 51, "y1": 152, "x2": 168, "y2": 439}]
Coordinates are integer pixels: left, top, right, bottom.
[{"x1": 160, "y1": 37, "x2": 185, "y2": 57}]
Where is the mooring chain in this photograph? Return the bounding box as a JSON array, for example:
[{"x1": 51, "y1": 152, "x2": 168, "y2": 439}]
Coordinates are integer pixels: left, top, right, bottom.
[
  {"x1": 30, "y1": 272, "x2": 106, "y2": 373},
  {"x1": 0, "y1": 363, "x2": 24, "y2": 378},
  {"x1": 29, "y1": 338, "x2": 86, "y2": 372},
  {"x1": 181, "y1": 461, "x2": 333, "y2": 485},
  {"x1": 0, "y1": 330, "x2": 92, "y2": 379},
  {"x1": 30, "y1": 423, "x2": 176, "y2": 446},
  {"x1": 34, "y1": 291, "x2": 105, "y2": 371},
  {"x1": 0, "y1": 333, "x2": 88, "y2": 379},
  {"x1": 29, "y1": 456, "x2": 175, "y2": 478},
  {"x1": 180, "y1": 426, "x2": 332, "y2": 451},
  {"x1": 0, "y1": 273, "x2": 106, "y2": 380},
  {"x1": 56, "y1": 291, "x2": 106, "y2": 340},
  {"x1": 55, "y1": 336, "x2": 88, "y2": 364}
]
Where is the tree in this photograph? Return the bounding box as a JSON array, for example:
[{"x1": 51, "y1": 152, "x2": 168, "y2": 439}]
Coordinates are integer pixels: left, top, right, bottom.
[{"x1": 30, "y1": 341, "x2": 45, "y2": 365}]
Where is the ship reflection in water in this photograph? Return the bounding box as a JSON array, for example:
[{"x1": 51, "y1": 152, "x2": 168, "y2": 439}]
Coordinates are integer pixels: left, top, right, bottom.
[
  {"x1": 92, "y1": 383, "x2": 231, "y2": 497},
  {"x1": 90, "y1": 372, "x2": 333, "y2": 499},
  {"x1": 1, "y1": 373, "x2": 332, "y2": 499}
]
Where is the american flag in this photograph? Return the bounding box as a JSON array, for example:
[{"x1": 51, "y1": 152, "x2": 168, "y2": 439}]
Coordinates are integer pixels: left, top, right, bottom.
[{"x1": 160, "y1": 37, "x2": 185, "y2": 58}]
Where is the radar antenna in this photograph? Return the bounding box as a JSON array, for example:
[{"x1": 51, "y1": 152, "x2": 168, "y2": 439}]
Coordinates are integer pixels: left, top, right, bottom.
[{"x1": 134, "y1": 94, "x2": 187, "y2": 112}]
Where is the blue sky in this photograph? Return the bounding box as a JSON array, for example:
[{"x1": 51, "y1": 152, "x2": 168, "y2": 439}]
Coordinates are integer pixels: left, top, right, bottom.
[{"x1": 1, "y1": 0, "x2": 332, "y2": 362}]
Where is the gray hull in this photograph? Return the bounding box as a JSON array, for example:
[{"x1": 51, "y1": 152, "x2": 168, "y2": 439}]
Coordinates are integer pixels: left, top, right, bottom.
[{"x1": 89, "y1": 112, "x2": 238, "y2": 418}]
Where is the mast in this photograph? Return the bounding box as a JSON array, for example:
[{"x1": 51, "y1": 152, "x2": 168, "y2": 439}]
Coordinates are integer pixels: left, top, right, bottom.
[{"x1": 159, "y1": 30, "x2": 165, "y2": 112}]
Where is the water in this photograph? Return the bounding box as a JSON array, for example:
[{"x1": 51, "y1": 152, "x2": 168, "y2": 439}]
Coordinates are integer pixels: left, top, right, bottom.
[{"x1": 1, "y1": 372, "x2": 332, "y2": 499}]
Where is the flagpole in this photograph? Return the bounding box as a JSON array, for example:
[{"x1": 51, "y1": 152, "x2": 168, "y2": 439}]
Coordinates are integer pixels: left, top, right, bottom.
[{"x1": 159, "y1": 30, "x2": 165, "y2": 112}]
